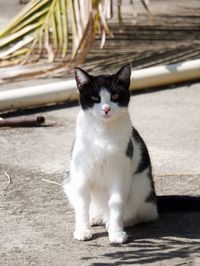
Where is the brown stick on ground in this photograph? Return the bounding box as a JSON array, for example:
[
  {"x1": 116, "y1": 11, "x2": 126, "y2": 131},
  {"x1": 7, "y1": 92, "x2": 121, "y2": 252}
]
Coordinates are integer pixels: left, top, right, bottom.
[{"x1": 0, "y1": 116, "x2": 45, "y2": 127}]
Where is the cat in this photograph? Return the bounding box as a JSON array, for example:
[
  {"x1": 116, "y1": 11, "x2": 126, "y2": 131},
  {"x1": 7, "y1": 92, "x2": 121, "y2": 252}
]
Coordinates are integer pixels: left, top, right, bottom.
[{"x1": 64, "y1": 64, "x2": 200, "y2": 244}]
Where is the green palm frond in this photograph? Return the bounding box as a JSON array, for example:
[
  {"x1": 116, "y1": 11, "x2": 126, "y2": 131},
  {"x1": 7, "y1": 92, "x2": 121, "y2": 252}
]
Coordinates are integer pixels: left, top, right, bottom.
[{"x1": 0, "y1": 0, "x2": 151, "y2": 70}]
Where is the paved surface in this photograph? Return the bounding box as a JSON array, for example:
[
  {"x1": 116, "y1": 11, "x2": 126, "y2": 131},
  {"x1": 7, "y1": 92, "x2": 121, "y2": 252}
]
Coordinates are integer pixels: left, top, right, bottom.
[
  {"x1": 0, "y1": 0, "x2": 200, "y2": 265},
  {"x1": 0, "y1": 82, "x2": 200, "y2": 266}
]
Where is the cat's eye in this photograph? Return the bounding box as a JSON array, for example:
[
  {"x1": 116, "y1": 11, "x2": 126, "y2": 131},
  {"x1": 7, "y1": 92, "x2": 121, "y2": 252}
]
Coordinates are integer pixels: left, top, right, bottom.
[
  {"x1": 111, "y1": 93, "x2": 119, "y2": 100},
  {"x1": 91, "y1": 96, "x2": 99, "y2": 102}
]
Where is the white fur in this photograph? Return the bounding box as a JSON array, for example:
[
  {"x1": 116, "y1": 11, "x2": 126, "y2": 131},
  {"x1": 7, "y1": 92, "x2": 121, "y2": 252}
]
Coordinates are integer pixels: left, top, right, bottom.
[
  {"x1": 75, "y1": 68, "x2": 89, "y2": 85},
  {"x1": 64, "y1": 90, "x2": 158, "y2": 244}
]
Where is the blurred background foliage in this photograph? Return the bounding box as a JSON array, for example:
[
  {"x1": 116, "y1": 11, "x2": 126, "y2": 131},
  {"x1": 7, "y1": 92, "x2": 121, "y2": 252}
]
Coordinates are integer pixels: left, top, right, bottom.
[{"x1": 0, "y1": 0, "x2": 150, "y2": 68}]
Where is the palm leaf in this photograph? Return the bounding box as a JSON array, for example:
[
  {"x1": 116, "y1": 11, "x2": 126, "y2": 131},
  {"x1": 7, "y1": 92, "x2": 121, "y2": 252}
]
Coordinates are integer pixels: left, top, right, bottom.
[
  {"x1": 60, "y1": 0, "x2": 68, "y2": 58},
  {"x1": 0, "y1": 0, "x2": 152, "y2": 74}
]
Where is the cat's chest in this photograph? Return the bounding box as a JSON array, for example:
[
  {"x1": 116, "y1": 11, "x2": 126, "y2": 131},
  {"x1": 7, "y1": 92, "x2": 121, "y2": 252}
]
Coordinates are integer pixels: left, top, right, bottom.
[
  {"x1": 75, "y1": 134, "x2": 130, "y2": 180},
  {"x1": 80, "y1": 125, "x2": 129, "y2": 154},
  {"x1": 74, "y1": 111, "x2": 132, "y2": 162},
  {"x1": 73, "y1": 130, "x2": 130, "y2": 175}
]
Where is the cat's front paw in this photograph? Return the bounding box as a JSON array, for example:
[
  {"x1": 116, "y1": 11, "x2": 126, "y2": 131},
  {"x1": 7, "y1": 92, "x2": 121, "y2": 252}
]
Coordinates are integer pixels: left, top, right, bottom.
[
  {"x1": 109, "y1": 231, "x2": 128, "y2": 244},
  {"x1": 74, "y1": 229, "x2": 93, "y2": 241}
]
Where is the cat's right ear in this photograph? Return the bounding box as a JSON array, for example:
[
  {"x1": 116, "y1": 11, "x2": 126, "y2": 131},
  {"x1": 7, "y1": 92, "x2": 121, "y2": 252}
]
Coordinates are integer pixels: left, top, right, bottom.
[{"x1": 74, "y1": 67, "x2": 91, "y2": 91}]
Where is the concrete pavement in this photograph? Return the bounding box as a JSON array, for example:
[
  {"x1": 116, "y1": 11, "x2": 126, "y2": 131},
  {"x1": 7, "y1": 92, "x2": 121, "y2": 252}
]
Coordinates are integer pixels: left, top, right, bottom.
[{"x1": 0, "y1": 81, "x2": 200, "y2": 265}]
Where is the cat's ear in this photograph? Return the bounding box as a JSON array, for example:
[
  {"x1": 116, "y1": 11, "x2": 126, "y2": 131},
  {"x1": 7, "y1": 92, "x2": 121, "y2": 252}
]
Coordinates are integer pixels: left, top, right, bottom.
[
  {"x1": 74, "y1": 67, "x2": 91, "y2": 91},
  {"x1": 115, "y1": 63, "x2": 132, "y2": 86}
]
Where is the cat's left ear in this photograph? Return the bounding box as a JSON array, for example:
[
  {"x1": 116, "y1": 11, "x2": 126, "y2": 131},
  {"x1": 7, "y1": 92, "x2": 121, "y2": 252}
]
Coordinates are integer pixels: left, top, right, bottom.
[{"x1": 115, "y1": 63, "x2": 132, "y2": 87}]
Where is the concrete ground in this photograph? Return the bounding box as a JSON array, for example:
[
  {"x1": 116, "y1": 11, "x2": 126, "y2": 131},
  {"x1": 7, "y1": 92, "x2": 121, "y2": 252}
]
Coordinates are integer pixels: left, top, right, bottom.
[
  {"x1": 0, "y1": 81, "x2": 200, "y2": 266},
  {"x1": 0, "y1": 0, "x2": 200, "y2": 265}
]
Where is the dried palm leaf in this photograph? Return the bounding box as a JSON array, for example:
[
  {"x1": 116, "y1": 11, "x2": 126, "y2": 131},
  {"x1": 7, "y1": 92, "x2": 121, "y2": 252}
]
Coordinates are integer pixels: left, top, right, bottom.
[{"x1": 0, "y1": 0, "x2": 152, "y2": 78}]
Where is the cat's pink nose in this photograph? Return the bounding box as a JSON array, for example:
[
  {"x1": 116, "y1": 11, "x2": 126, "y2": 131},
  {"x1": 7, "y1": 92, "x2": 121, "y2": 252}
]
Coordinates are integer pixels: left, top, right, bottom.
[{"x1": 102, "y1": 104, "x2": 111, "y2": 114}]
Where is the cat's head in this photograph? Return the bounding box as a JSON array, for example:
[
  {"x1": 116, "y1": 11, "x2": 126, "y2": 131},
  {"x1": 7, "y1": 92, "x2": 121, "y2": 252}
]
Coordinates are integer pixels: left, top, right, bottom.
[{"x1": 74, "y1": 64, "x2": 131, "y2": 120}]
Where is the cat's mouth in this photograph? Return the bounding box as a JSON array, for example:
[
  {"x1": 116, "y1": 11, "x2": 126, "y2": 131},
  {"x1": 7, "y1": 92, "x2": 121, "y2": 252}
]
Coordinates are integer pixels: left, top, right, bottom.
[
  {"x1": 93, "y1": 111, "x2": 112, "y2": 120},
  {"x1": 101, "y1": 112, "x2": 113, "y2": 120},
  {"x1": 92, "y1": 109, "x2": 115, "y2": 121}
]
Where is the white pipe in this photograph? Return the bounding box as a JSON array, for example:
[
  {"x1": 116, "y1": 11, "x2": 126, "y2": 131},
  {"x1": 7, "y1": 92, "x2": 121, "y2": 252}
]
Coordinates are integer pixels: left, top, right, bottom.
[
  {"x1": 0, "y1": 79, "x2": 78, "y2": 111},
  {"x1": 131, "y1": 59, "x2": 200, "y2": 89},
  {"x1": 0, "y1": 59, "x2": 200, "y2": 112}
]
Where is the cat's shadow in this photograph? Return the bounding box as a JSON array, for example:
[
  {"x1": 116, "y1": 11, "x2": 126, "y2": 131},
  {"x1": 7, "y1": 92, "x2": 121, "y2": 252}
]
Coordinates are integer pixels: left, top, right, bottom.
[
  {"x1": 127, "y1": 212, "x2": 200, "y2": 241},
  {"x1": 89, "y1": 212, "x2": 200, "y2": 265}
]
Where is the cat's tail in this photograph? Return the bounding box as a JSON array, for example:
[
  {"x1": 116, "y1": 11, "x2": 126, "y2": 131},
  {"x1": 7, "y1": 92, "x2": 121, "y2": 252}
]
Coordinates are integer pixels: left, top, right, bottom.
[{"x1": 157, "y1": 195, "x2": 200, "y2": 213}]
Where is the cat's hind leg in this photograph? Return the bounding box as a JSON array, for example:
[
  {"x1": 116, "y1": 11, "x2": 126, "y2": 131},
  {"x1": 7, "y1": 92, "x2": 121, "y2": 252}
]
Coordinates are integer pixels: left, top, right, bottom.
[
  {"x1": 123, "y1": 169, "x2": 158, "y2": 227},
  {"x1": 137, "y1": 176, "x2": 159, "y2": 223},
  {"x1": 138, "y1": 201, "x2": 159, "y2": 223}
]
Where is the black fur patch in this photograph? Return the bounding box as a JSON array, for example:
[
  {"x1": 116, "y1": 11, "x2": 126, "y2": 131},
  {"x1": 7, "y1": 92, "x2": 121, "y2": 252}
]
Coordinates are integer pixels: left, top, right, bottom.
[
  {"x1": 79, "y1": 78, "x2": 101, "y2": 110},
  {"x1": 145, "y1": 172, "x2": 157, "y2": 203},
  {"x1": 132, "y1": 128, "x2": 151, "y2": 174},
  {"x1": 126, "y1": 138, "x2": 133, "y2": 159},
  {"x1": 145, "y1": 190, "x2": 157, "y2": 203},
  {"x1": 149, "y1": 172, "x2": 155, "y2": 190}
]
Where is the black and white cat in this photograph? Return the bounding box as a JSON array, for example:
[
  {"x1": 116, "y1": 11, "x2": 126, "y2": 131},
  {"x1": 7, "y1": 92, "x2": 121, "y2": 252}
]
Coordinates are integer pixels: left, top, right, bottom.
[{"x1": 64, "y1": 64, "x2": 199, "y2": 244}]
